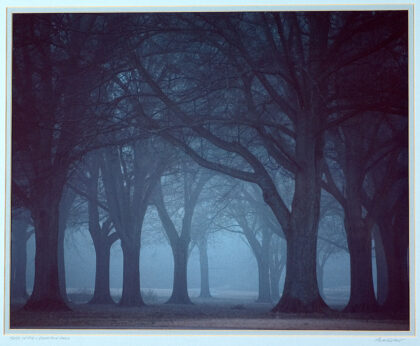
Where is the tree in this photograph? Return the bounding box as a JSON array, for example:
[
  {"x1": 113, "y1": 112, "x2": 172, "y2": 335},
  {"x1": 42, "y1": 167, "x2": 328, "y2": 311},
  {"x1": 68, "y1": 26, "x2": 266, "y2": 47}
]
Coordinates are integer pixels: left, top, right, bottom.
[
  {"x1": 11, "y1": 11, "x2": 408, "y2": 315},
  {"x1": 323, "y1": 116, "x2": 407, "y2": 312},
  {"x1": 72, "y1": 11, "x2": 407, "y2": 313},
  {"x1": 372, "y1": 227, "x2": 388, "y2": 305},
  {"x1": 269, "y1": 235, "x2": 286, "y2": 302},
  {"x1": 11, "y1": 209, "x2": 33, "y2": 302},
  {"x1": 369, "y1": 153, "x2": 408, "y2": 314},
  {"x1": 316, "y1": 203, "x2": 348, "y2": 300},
  {"x1": 225, "y1": 184, "x2": 273, "y2": 303},
  {"x1": 69, "y1": 152, "x2": 119, "y2": 304},
  {"x1": 190, "y1": 202, "x2": 218, "y2": 299},
  {"x1": 127, "y1": 12, "x2": 407, "y2": 312},
  {"x1": 152, "y1": 162, "x2": 212, "y2": 304},
  {"x1": 188, "y1": 175, "x2": 236, "y2": 299},
  {"x1": 12, "y1": 13, "x2": 125, "y2": 311},
  {"x1": 58, "y1": 187, "x2": 77, "y2": 302},
  {"x1": 101, "y1": 140, "x2": 166, "y2": 306}
]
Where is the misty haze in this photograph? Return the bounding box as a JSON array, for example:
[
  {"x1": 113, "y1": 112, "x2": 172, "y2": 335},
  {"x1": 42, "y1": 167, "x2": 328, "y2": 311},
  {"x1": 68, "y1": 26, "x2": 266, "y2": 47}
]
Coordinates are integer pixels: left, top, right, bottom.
[{"x1": 9, "y1": 10, "x2": 409, "y2": 331}]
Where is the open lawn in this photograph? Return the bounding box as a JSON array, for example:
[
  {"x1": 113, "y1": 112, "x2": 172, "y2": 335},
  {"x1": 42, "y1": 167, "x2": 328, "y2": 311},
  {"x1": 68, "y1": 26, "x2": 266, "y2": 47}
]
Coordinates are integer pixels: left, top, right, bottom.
[{"x1": 9, "y1": 295, "x2": 409, "y2": 331}]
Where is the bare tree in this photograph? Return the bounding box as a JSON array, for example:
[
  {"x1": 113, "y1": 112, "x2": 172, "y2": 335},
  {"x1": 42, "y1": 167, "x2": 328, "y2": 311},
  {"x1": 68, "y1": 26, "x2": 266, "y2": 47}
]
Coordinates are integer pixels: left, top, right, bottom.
[
  {"x1": 152, "y1": 162, "x2": 212, "y2": 304},
  {"x1": 11, "y1": 209, "x2": 33, "y2": 302},
  {"x1": 125, "y1": 12, "x2": 406, "y2": 312},
  {"x1": 101, "y1": 140, "x2": 167, "y2": 306},
  {"x1": 12, "y1": 14, "x2": 124, "y2": 311}
]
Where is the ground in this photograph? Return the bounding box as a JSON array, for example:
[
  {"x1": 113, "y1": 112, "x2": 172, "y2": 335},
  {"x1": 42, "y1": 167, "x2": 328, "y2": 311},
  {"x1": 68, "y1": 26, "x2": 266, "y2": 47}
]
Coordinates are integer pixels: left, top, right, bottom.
[{"x1": 9, "y1": 291, "x2": 409, "y2": 331}]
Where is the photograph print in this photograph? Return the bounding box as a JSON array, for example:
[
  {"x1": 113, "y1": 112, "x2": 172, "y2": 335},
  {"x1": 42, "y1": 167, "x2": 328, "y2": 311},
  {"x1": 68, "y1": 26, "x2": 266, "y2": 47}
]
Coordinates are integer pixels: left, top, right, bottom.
[{"x1": 8, "y1": 8, "x2": 411, "y2": 332}]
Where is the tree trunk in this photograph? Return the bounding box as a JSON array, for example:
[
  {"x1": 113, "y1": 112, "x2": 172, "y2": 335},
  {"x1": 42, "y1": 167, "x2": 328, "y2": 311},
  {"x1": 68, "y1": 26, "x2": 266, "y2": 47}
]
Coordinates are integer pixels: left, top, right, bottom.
[
  {"x1": 90, "y1": 239, "x2": 114, "y2": 304},
  {"x1": 317, "y1": 262, "x2": 325, "y2": 299},
  {"x1": 57, "y1": 188, "x2": 75, "y2": 302},
  {"x1": 373, "y1": 228, "x2": 388, "y2": 305},
  {"x1": 269, "y1": 238, "x2": 285, "y2": 302},
  {"x1": 272, "y1": 131, "x2": 327, "y2": 313},
  {"x1": 198, "y1": 239, "x2": 211, "y2": 298},
  {"x1": 273, "y1": 225, "x2": 326, "y2": 312},
  {"x1": 24, "y1": 194, "x2": 70, "y2": 311},
  {"x1": 270, "y1": 269, "x2": 281, "y2": 302},
  {"x1": 57, "y1": 223, "x2": 67, "y2": 302},
  {"x1": 167, "y1": 239, "x2": 192, "y2": 304},
  {"x1": 344, "y1": 223, "x2": 377, "y2": 312},
  {"x1": 379, "y1": 222, "x2": 409, "y2": 314},
  {"x1": 256, "y1": 259, "x2": 271, "y2": 303},
  {"x1": 119, "y1": 241, "x2": 144, "y2": 306},
  {"x1": 11, "y1": 220, "x2": 29, "y2": 302},
  {"x1": 377, "y1": 192, "x2": 409, "y2": 315},
  {"x1": 256, "y1": 230, "x2": 271, "y2": 303}
]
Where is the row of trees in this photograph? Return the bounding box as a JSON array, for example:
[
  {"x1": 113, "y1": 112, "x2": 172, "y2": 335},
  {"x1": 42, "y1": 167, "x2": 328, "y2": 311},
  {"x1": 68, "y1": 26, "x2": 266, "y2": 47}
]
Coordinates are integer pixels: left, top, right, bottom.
[
  {"x1": 11, "y1": 155, "x2": 340, "y2": 307},
  {"x1": 12, "y1": 148, "x2": 290, "y2": 306},
  {"x1": 11, "y1": 11, "x2": 408, "y2": 314}
]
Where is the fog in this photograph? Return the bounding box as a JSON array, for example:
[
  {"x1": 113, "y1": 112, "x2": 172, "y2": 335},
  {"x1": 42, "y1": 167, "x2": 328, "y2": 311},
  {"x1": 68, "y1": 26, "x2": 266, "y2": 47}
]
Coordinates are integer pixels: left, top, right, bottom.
[
  {"x1": 23, "y1": 213, "x2": 354, "y2": 307},
  {"x1": 9, "y1": 11, "x2": 409, "y2": 330},
  {"x1": 25, "y1": 224, "x2": 262, "y2": 296}
]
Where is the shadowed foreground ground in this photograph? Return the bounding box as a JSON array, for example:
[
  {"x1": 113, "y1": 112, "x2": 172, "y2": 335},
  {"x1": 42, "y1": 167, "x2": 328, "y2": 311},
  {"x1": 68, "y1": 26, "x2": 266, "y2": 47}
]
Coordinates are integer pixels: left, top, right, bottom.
[{"x1": 10, "y1": 296, "x2": 409, "y2": 331}]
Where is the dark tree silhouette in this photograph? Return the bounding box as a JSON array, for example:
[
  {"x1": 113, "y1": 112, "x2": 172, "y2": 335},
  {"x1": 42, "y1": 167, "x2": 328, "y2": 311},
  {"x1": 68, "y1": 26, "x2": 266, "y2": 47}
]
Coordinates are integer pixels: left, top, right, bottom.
[
  {"x1": 226, "y1": 186, "x2": 274, "y2": 303},
  {"x1": 76, "y1": 152, "x2": 119, "y2": 305},
  {"x1": 11, "y1": 210, "x2": 33, "y2": 302},
  {"x1": 125, "y1": 12, "x2": 406, "y2": 312},
  {"x1": 101, "y1": 141, "x2": 166, "y2": 306},
  {"x1": 269, "y1": 235, "x2": 286, "y2": 302},
  {"x1": 57, "y1": 187, "x2": 77, "y2": 303},
  {"x1": 12, "y1": 13, "x2": 127, "y2": 311},
  {"x1": 153, "y1": 164, "x2": 212, "y2": 304},
  {"x1": 10, "y1": 11, "x2": 408, "y2": 319}
]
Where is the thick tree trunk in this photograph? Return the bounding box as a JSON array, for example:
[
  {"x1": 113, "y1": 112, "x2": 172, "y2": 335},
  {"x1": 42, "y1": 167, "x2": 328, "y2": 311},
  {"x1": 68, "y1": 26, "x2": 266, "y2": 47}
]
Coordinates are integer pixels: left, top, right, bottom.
[
  {"x1": 167, "y1": 240, "x2": 192, "y2": 304},
  {"x1": 198, "y1": 239, "x2": 211, "y2": 298},
  {"x1": 11, "y1": 220, "x2": 29, "y2": 302},
  {"x1": 344, "y1": 224, "x2": 377, "y2": 312},
  {"x1": 90, "y1": 240, "x2": 114, "y2": 304},
  {"x1": 272, "y1": 130, "x2": 327, "y2": 313},
  {"x1": 119, "y1": 241, "x2": 144, "y2": 306},
  {"x1": 379, "y1": 222, "x2": 409, "y2": 314},
  {"x1": 273, "y1": 226, "x2": 326, "y2": 312},
  {"x1": 24, "y1": 195, "x2": 70, "y2": 311},
  {"x1": 377, "y1": 192, "x2": 409, "y2": 315},
  {"x1": 341, "y1": 128, "x2": 378, "y2": 313}
]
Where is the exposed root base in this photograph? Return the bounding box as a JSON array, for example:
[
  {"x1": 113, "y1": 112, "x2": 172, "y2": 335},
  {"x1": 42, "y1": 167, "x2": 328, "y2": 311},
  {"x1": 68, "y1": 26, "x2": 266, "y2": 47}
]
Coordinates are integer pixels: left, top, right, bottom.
[
  {"x1": 23, "y1": 298, "x2": 71, "y2": 312},
  {"x1": 272, "y1": 296, "x2": 330, "y2": 313}
]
